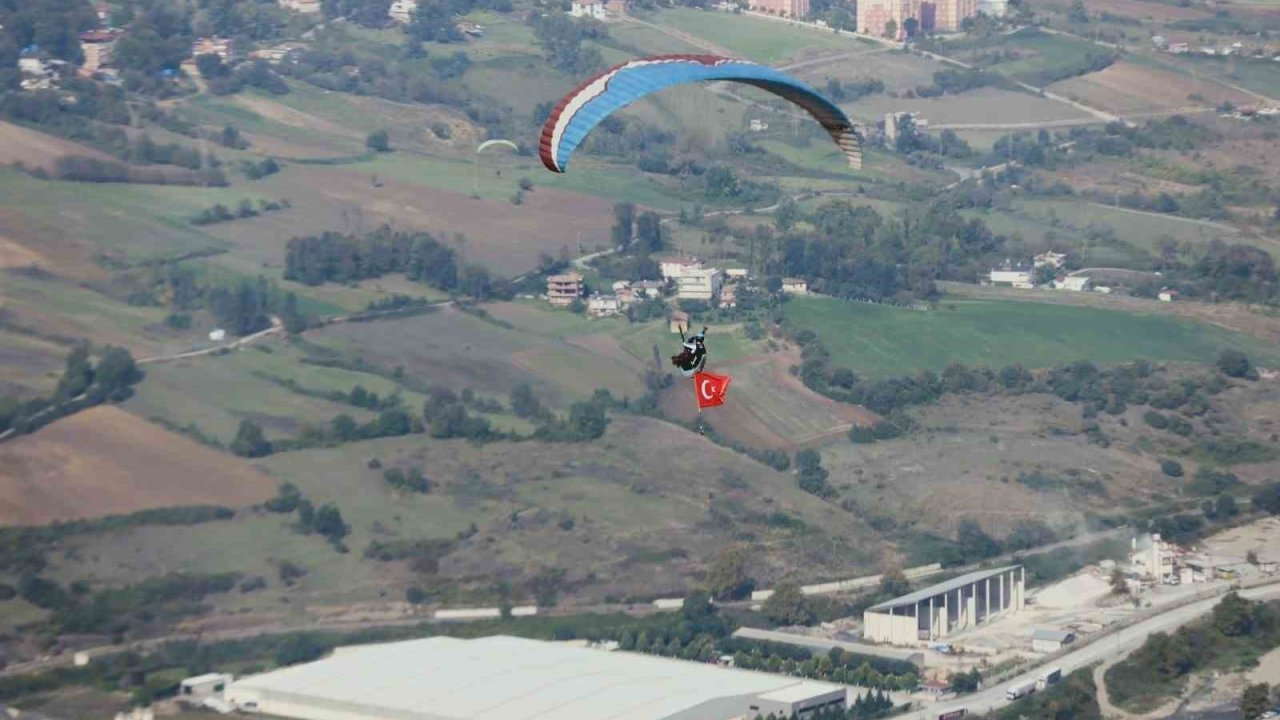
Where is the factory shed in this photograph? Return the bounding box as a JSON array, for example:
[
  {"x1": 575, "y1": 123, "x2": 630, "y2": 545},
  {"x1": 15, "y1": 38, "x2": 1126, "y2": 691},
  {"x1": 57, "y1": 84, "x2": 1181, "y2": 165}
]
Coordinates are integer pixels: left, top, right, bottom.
[{"x1": 226, "y1": 635, "x2": 847, "y2": 720}]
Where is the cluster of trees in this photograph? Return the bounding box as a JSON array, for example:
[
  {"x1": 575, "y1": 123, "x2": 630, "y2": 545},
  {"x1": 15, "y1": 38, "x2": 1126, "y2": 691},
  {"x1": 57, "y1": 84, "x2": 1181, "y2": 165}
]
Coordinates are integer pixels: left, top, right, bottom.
[
  {"x1": 0, "y1": 344, "x2": 143, "y2": 436},
  {"x1": 893, "y1": 117, "x2": 973, "y2": 159},
  {"x1": 115, "y1": 267, "x2": 304, "y2": 337},
  {"x1": 823, "y1": 77, "x2": 884, "y2": 102},
  {"x1": 51, "y1": 155, "x2": 227, "y2": 186},
  {"x1": 911, "y1": 67, "x2": 1005, "y2": 97},
  {"x1": 529, "y1": 12, "x2": 606, "y2": 77},
  {"x1": 190, "y1": 198, "x2": 289, "y2": 225},
  {"x1": 383, "y1": 466, "x2": 433, "y2": 493},
  {"x1": 365, "y1": 537, "x2": 455, "y2": 575},
  {"x1": 759, "y1": 197, "x2": 1005, "y2": 303},
  {"x1": 795, "y1": 449, "x2": 835, "y2": 498},
  {"x1": 1108, "y1": 594, "x2": 1280, "y2": 710},
  {"x1": 283, "y1": 226, "x2": 512, "y2": 301},
  {"x1": 262, "y1": 482, "x2": 350, "y2": 548},
  {"x1": 18, "y1": 571, "x2": 240, "y2": 637},
  {"x1": 197, "y1": 54, "x2": 290, "y2": 96}
]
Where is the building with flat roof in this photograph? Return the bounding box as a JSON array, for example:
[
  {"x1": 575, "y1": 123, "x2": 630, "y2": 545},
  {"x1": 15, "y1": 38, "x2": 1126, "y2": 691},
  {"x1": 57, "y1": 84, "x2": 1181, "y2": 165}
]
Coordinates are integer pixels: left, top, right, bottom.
[
  {"x1": 546, "y1": 272, "x2": 583, "y2": 307},
  {"x1": 677, "y1": 267, "x2": 722, "y2": 302},
  {"x1": 1031, "y1": 629, "x2": 1075, "y2": 653},
  {"x1": 226, "y1": 635, "x2": 847, "y2": 720},
  {"x1": 864, "y1": 565, "x2": 1025, "y2": 645}
]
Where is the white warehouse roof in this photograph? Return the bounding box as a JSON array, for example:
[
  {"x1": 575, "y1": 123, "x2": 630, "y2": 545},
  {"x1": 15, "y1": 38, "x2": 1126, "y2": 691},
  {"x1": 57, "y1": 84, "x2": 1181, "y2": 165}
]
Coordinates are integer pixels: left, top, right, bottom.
[{"x1": 226, "y1": 635, "x2": 845, "y2": 720}]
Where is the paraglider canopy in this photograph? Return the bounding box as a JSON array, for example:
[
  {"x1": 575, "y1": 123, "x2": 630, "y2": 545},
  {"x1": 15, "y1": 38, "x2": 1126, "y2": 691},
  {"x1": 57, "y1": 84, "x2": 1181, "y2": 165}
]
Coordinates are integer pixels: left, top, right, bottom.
[
  {"x1": 539, "y1": 54, "x2": 862, "y2": 174},
  {"x1": 476, "y1": 139, "x2": 519, "y2": 153}
]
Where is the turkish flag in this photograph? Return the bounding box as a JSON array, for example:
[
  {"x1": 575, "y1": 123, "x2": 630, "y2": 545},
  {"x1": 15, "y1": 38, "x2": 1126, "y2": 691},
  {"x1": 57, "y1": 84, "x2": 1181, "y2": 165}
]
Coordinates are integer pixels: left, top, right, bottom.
[{"x1": 694, "y1": 371, "x2": 732, "y2": 409}]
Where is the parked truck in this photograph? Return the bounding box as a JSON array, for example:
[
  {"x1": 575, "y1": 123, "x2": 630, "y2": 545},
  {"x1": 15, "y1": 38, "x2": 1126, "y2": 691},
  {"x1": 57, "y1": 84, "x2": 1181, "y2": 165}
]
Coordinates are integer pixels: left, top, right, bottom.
[
  {"x1": 1037, "y1": 667, "x2": 1062, "y2": 690},
  {"x1": 1005, "y1": 681, "x2": 1037, "y2": 701},
  {"x1": 937, "y1": 710, "x2": 968, "y2": 720}
]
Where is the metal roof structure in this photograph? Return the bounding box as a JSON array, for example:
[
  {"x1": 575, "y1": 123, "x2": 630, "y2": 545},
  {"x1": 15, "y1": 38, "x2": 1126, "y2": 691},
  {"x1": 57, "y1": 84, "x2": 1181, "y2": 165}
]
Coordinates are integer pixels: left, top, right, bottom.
[
  {"x1": 226, "y1": 635, "x2": 843, "y2": 720},
  {"x1": 867, "y1": 565, "x2": 1022, "y2": 612}
]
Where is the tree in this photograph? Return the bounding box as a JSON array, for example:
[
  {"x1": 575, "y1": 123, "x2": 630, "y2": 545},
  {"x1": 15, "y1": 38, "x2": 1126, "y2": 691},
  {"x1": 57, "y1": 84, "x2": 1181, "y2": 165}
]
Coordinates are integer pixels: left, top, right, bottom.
[
  {"x1": 1212, "y1": 591, "x2": 1254, "y2": 637},
  {"x1": 94, "y1": 346, "x2": 143, "y2": 398},
  {"x1": 903, "y1": 16, "x2": 919, "y2": 37},
  {"x1": 230, "y1": 420, "x2": 272, "y2": 457},
  {"x1": 1159, "y1": 459, "x2": 1183, "y2": 478},
  {"x1": 706, "y1": 546, "x2": 753, "y2": 600},
  {"x1": 1254, "y1": 483, "x2": 1280, "y2": 516},
  {"x1": 611, "y1": 202, "x2": 635, "y2": 249},
  {"x1": 366, "y1": 130, "x2": 391, "y2": 152},
  {"x1": 1247, "y1": 550, "x2": 1260, "y2": 565},
  {"x1": 1215, "y1": 493, "x2": 1239, "y2": 519},
  {"x1": 956, "y1": 518, "x2": 1001, "y2": 560},
  {"x1": 1242, "y1": 683, "x2": 1272, "y2": 720},
  {"x1": 884, "y1": 18, "x2": 898, "y2": 38},
  {"x1": 949, "y1": 668, "x2": 981, "y2": 693},
  {"x1": 1217, "y1": 349, "x2": 1254, "y2": 379},
  {"x1": 764, "y1": 581, "x2": 813, "y2": 626},
  {"x1": 681, "y1": 590, "x2": 714, "y2": 620},
  {"x1": 774, "y1": 198, "x2": 799, "y2": 232},
  {"x1": 1110, "y1": 567, "x2": 1128, "y2": 596},
  {"x1": 265, "y1": 482, "x2": 302, "y2": 513},
  {"x1": 312, "y1": 503, "x2": 349, "y2": 540},
  {"x1": 879, "y1": 567, "x2": 910, "y2": 597},
  {"x1": 55, "y1": 344, "x2": 94, "y2": 401},
  {"x1": 405, "y1": 586, "x2": 427, "y2": 605}
]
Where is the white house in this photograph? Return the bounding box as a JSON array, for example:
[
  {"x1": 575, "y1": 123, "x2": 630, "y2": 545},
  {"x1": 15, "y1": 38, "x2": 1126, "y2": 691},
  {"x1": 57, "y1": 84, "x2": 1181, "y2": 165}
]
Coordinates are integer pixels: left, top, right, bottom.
[
  {"x1": 209, "y1": 328, "x2": 227, "y2": 342},
  {"x1": 389, "y1": 0, "x2": 418, "y2": 24},
  {"x1": 18, "y1": 57, "x2": 46, "y2": 75},
  {"x1": 1158, "y1": 288, "x2": 1178, "y2": 302},
  {"x1": 278, "y1": 0, "x2": 322, "y2": 12},
  {"x1": 660, "y1": 257, "x2": 703, "y2": 280},
  {"x1": 989, "y1": 263, "x2": 1034, "y2": 289},
  {"x1": 724, "y1": 267, "x2": 749, "y2": 279},
  {"x1": 633, "y1": 280, "x2": 665, "y2": 298},
  {"x1": 1033, "y1": 251, "x2": 1066, "y2": 269},
  {"x1": 569, "y1": 1, "x2": 607, "y2": 19},
  {"x1": 587, "y1": 294, "x2": 621, "y2": 317},
  {"x1": 1053, "y1": 275, "x2": 1090, "y2": 292},
  {"x1": 677, "y1": 268, "x2": 723, "y2": 302},
  {"x1": 781, "y1": 277, "x2": 809, "y2": 295}
]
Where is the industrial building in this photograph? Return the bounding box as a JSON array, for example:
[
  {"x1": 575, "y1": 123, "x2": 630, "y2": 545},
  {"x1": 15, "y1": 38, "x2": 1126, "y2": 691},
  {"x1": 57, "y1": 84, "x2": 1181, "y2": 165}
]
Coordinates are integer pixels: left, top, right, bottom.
[
  {"x1": 226, "y1": 636, "x2": 847, "y2": 720},
  {"x1": 863, "y1": 565, "x2": 1025, "y2": 645}
]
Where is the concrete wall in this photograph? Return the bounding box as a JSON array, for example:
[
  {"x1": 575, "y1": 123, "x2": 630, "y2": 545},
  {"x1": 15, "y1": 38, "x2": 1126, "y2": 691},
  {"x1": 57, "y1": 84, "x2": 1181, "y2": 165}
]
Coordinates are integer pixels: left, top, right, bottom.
[{"x1": 863, "y1": 611, "x2": 916, "y2": 644}]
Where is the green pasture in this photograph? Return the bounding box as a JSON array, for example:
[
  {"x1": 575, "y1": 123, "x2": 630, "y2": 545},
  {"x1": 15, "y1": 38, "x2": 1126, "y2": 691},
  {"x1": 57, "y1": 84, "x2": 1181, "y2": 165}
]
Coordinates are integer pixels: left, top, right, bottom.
[
  {"x1": 1011, "y1": 198, "x2": 1239, "y2": 257},
  {"x1": 984, "y1": 29, "x2": 1101, "y2": 84},
  {"x1": 654, "y1": 8, "x2": 864, "y2": 64},
  {"x1": 783, "y1": 295, "x2": 1280, "y2": 378}
]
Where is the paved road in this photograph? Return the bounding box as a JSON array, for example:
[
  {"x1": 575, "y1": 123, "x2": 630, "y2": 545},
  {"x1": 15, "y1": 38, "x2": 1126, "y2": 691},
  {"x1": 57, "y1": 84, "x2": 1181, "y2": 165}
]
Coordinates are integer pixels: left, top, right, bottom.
[{"x1": 903, "y1": 581, "x2": 1280, "y2": 719}]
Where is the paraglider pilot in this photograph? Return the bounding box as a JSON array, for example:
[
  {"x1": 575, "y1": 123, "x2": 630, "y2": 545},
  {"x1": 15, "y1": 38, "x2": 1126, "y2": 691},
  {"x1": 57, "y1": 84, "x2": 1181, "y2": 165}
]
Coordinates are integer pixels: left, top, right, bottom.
[{"x1": 671, "y1": 326, "x2": 708, "y2": 377}]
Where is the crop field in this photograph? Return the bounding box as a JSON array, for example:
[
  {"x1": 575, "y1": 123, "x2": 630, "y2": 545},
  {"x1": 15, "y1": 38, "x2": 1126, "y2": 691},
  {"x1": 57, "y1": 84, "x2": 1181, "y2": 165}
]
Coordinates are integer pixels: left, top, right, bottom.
[
  {"x1": 1050, "y1": 60, "x2": 1255, "y2": 115},
  {"x1": 653, "y1": 9, "x2": 864, "y2": 64},
  {"x1": 0, "y1": 329, "x2": 66, "y2": 397},
  {"x1": 0, "y1": 406, "x2": 276, "y2": 525},
  {"x1": 791, "y1": 48, "x2": 940, "y2": 93},
  {"x1": 782, "y1": 296, "x2": 1280, "y2": 378},
  {"x1": 1078, "y1": 0, "x2": 1212, "y2": 21},
  {"x1": 0, "y1": 120, "x2": 117, "y2": 172},
  {"x1": 0, "y1": 169, "x2": 234, "y2": 265}
]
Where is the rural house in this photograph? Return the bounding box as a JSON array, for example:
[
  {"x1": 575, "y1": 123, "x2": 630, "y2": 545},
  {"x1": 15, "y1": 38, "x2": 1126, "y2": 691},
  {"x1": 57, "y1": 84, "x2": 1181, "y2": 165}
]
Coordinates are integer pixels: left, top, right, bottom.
[
  {"x1": 570, "y1": 1, "x2": 607, "y2": 19},
  {"x1": 781, "y1": 278, "x2": 809, "y2": 295},
  {"x1": 989, "y1": 261, "x2": 1034, "y2": 289},
  {"x1": 1030, "y1": 629, "x2": 1075, "y2": 653},
  {"x1": 1158, "y1": 288, "x2": 1178, "y2": 302},
  {"x1": 192, "y1": 37, "x2": 237, "y2": 62},
  {"x1": 277, "y1": 0, "x2": 322, "y2": 12},
  {"x1": 1053, "y1": 275, "x2": 1090, "y2": 292},
  {"x1": 669, "y1": 310, "x2": 690, "y2": 334},
  {"x1": 389, "y1": 0, "x2": 418, "y2": 23},
  {"x1": 587, "y1": 295, "x2": 621, "y2": 318},
  {"x1": 676, "y1": 268, "x2": 723, "y2": 302},
  {"x1": 546, "y1": 272, "x2": 583, "y2": 307},
  {"x1": 1033, "y1": 251, "x2": 1066, "y2": 269}
]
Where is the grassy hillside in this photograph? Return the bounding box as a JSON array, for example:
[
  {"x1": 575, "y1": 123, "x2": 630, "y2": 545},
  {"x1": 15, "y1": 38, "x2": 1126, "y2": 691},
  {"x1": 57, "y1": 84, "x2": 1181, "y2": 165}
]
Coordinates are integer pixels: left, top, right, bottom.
[{"x1": 783, "y1": 296, "x2": 1279, "y2": 379}]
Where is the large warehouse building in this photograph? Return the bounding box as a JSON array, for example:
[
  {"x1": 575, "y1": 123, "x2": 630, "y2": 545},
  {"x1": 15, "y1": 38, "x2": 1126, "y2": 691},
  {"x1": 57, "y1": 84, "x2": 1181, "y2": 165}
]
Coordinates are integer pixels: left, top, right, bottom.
[
  {"x1": 226, "y1": 635, "x2": 847, "y2": 720},
  {"x1": 863, "y1": 565, "x2": 1025, "y2": 645}
]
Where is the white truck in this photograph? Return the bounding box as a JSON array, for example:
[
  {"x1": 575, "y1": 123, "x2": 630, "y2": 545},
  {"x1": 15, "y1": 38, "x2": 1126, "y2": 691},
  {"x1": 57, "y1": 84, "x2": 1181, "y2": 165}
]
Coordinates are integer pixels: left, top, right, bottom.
[
  {"x1": 1037, "y1": 667, "x2": 1063, "y2": 690},
  {"x1": 1005, "y1": 680, "x2": 1037, "y2": 701}
]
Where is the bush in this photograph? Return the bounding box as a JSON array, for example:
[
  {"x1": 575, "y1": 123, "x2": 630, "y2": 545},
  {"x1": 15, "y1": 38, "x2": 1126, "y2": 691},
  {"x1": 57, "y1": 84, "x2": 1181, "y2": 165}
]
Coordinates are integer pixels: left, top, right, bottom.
[
  {"x1": 366, "y1": 130, "x2": 391, "y2": 152},
  {"x1": 1217, "y1": 350, "x2": 1254, "y2": 379},
  {"x1": 1160, "y1": 459, "x2": 1184, "y2": 478},
  {"x1": 1144, "y1": 410, "x2": 1169, "y2": 430}
]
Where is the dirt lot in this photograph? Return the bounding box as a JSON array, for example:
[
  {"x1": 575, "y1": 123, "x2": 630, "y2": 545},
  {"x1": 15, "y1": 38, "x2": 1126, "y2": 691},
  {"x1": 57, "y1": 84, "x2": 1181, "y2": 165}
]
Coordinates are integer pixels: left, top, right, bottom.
[
  {"x1": 0, "y1": 406, "x2": 276, "y2": 525},
  {"x1": 1050, "y1": 61, "x2": 1255, "y2": 115},
  {"x1": 206, "y1": 164, "x2": 615, "y2": 277}
]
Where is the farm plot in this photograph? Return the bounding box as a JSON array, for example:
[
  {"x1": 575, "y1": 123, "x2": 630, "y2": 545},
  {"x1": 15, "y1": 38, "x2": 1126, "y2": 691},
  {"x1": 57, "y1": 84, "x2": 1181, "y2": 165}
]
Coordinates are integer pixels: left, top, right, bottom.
[
  {"x1": 125, "y1": 346, "x2": 380, "y2": 442},
  {"x1": 0, "y1": 120, "x2": 117, "y2": 172},
  {"x1": 0, "y1": 329, "x2": 68, "y2": 397},
  {"x1": 0, "y1": 406, "x2": 275, "y2": 525},
  {"x1": 200, "y1": 160, "x2": 621, "y2": 278},
  {"x1": 1012, "y1": 198, "x2": 1240, "y2": 258},
  {"x1": 782, "y1": 295, "x2": 1280, "y2": 379},
  {"x1": 791, "y1": 49, "x2": 941, "y2": 94},
  {"x1": 1050, "y1": 60, "x2": 1255, "y2": 115}
]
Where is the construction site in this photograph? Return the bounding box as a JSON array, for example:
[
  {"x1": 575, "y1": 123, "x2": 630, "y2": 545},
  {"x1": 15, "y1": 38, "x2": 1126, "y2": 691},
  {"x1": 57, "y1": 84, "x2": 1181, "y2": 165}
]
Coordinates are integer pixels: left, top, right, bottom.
[{"x1": 761, "y1": 516, "x2": 1280, "y2": 707}]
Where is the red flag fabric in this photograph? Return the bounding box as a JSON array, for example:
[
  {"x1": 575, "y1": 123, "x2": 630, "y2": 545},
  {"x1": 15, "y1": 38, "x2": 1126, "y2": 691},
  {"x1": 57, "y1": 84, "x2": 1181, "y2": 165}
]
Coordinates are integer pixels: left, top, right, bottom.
[{"x1": 694, "y1": 371, "x2": 732, "y2": 409}]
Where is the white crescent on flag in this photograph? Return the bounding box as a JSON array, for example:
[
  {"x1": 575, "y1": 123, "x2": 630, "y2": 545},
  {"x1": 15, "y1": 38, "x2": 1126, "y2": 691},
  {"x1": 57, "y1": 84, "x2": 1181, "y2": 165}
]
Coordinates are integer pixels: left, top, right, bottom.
[{"x1": 700, "y1": 379, "x2": 714, "y2": 401}]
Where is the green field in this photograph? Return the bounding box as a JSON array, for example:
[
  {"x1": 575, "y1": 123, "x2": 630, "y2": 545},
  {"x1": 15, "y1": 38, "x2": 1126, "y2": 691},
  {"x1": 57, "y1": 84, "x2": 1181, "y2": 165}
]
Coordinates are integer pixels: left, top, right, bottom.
[
  {"x1": 981, "y1": 28, "x2": 1101, "y2": 84},
  {"x1": 654, "y1": 8, "x2": 865, "y2": 64},
  {"x1": 783, "y1": 296, "x2": 1280, "y2": 378},
  {"x1": 1010, "y1": 198, "x2": 1239, "y2": 259}
]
